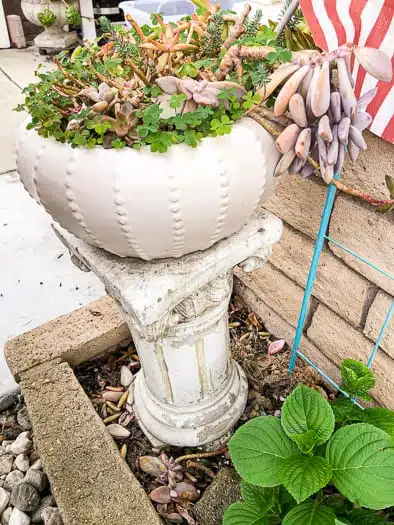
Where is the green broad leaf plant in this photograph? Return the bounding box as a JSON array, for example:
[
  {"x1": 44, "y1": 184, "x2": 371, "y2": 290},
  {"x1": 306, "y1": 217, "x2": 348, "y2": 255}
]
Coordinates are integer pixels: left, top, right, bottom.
[{"x1": 225, "y1": 359, "x2": 394, "y2": 525}]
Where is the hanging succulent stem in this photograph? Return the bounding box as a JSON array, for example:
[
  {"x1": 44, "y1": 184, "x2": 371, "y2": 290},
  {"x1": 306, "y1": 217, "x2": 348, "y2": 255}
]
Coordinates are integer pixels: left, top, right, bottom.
[
  {"x1": 249, "y1": 107, "x2": 394, "y2": 207},
  {"x1": 125, "y1": 14, "x2": 148, "y2": 42},
  {"x1": 332, "y1": 180, "x2": 394, "y2": 207},
  {"x1": 249, "y1": 109, "x2": 284, "y2": 137},
  {"x1": 124, "y1": 58, "x2": 150, "y2": 85},
  {"x1": 275, "y1": 0, "x2": 300, "y2": 41},
  {"x1": 53, "y1": 57, "x2": 87, "y2": 89},
  {"x1": 248, "y1": 105, "x2": 292, "y2": 127},
  {"x1": 222, "y1": 3, "x2": 251, "y2": 50},
  {"x1": 216, "y1": 45, "x2": 275, "y2": 80}
]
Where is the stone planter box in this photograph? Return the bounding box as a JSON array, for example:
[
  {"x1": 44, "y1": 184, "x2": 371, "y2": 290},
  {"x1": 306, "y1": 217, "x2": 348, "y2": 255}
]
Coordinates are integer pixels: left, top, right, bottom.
[{"x1": 5, "y1": 297, "x2": 162, "y2": 525}]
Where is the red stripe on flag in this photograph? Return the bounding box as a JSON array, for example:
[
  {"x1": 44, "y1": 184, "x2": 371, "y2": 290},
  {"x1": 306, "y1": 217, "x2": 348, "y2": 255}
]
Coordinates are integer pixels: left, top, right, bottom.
[
  {"x1": 299, "y1": 0, "x2": 328, "y2": 49},
  {"x1": 354, "y1": 5, "x2": 393, "y2": 98},
  {"x1": 381, "y1": 114, "x2": 394, "y2": 143},
  {"x1": 324, "y1": 0, "x2": 347, "y2": 46},
  {"x1": 366, "y1": 67, "x2": 394, "y2": 117},
  {"x1": 349, "y1": 0, "x2": 368, "y2": 70}
]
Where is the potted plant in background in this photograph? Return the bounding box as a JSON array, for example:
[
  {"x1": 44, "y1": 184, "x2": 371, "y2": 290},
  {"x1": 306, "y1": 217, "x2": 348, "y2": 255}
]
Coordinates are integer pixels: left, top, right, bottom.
[
  {"x1": 15, "y1": 0, "x2": 393, "y2": 260},
  {"x1": 21, "y1": 0, "x2": 81, "y2": 49}
]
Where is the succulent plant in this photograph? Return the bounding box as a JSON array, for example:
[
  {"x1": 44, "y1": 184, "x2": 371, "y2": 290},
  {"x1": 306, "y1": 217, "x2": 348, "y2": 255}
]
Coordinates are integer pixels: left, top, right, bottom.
[
  {"x1": 37, "y1": 8, "x2": 56, "y2": 27},
  {"x1": 139, "y1": 453, "x2": 199, "y2": 524},
  {"x1": 156, "y1": 76, "x2": 246, "y2": 109},
  {"x1": 261, "y1": 44, "x2": 392, "y2": 187},
  {"x1": 17, "y1": 0, "x2": 394, "y2": 209}
]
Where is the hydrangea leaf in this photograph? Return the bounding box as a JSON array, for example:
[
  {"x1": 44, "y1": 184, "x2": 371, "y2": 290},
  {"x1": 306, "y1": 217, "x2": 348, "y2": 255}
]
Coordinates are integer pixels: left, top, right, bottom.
[
  {"x1": 281, "y1": 385, "x2": 335, "y2": 449},
  {"x1": 326, "y1": 423, "x2": 394, "y2": 509},
  {"x1": 229, "y1": 416, "x2": 298, "y2": 486},
  {"x1": 282, "y1": 501, "x2": 336, "y2": 525},
  {"x1": 280, "y1": 455, "x2": 332, "y2": 503}
]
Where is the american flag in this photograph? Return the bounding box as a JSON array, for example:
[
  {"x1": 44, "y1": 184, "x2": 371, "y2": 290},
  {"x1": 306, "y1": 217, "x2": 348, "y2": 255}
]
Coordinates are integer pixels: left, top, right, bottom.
[{"x1": 299, "y1": 0, "x2": 394, "y2": 143}]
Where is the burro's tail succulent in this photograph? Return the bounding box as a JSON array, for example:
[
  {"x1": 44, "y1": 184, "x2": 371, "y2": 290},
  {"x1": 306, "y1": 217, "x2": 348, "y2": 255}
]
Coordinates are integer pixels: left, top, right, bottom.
[{"x1": 248, "y1": 42, "x2": 392, "y2": 197}]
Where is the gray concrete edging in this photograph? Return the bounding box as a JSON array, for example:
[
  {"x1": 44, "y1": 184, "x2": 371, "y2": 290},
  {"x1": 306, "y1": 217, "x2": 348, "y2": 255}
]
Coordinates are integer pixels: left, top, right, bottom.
[{"x1": 5, "y1": 296, "x2": 162, "y2": 525}]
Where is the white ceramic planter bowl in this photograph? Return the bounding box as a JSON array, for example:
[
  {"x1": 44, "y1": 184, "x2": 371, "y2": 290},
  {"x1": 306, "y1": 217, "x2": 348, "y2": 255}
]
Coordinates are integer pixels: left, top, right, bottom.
[{"x1": 16, "y1": 117, "x2": 280, "y2": 260}]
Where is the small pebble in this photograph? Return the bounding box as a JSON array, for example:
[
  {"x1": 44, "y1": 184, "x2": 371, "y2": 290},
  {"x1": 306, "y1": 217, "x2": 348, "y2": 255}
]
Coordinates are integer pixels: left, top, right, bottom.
[
  {"x1": 274, "y1": 409, "x2": 281, "y2": 418},
  {"x1": 2, "y1": 442, "x2": 13, "y2": 449},
  {"x1": 120, "y1": 366, "x2": 133, "y2": 388},
  {"x1": 0, "y1": 390, "x2": 20, "y2": 412},
  {"x1": 10, "y1": 482, "x2": 40, "y2": 512},
  {"x1": 29, "y1": 459, "x2": 42, "y2": 471},
  {"x1": 24, "y1": 469, "x2": 47, "y2": 492},
  {"x1": 16, "y1": 409, "x2": 31, "y2": 431},
  {"x1": 31, "y1": 495, "x2": 56, "y2": 523},
  {"x1": 42, "y1": 507, "x2": 63, "y2": 525},
  {"x1": 10, "y1": 434, "x2": 32, "y2": 456},
  {"x1": 0, "y1": 456, "x2": 13, "y2": 476},
  {"x1": 4, "y1": 470, "x2": 24, "y2": 491},
  {"x1": 9, "y1": 508, "x2": 31, "y2": 525},
  {"x1": 1, "y1": 507, "x2": 12, "y2": 525},
  {"x1": 0, "y1": 486, "x2": 10, "y2": 514},
  {"x1": 14, "y1": 455, "x2": 29, "y2": 473}
]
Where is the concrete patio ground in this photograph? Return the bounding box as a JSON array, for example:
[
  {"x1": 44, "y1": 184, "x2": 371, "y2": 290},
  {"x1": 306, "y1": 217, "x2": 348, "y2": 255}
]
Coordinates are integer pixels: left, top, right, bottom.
[{"x1": 0, "y1": 47, "x2": 104, "y2": 396}]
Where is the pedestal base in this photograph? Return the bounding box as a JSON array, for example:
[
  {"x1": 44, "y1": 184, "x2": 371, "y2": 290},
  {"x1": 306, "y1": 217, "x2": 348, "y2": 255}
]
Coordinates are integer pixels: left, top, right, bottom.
[
  {"x1": 54, "y1": 211, "x2": 282, "y2": 448},
  {"x1": 34, "y1": 28, "x2": 77, "y2": 49},
  {"x1": 133, "y1": 361, "x2": 248, "y2": 448}
]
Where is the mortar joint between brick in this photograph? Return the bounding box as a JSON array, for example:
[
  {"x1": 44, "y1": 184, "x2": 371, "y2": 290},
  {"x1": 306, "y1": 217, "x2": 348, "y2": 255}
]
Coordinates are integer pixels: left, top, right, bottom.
[
  {"x1": 360, "y1": 284, "x2": 379, "y2": 331},
  {"x1": 303, "y1": 296, "x2": 320, "y2": 334}
]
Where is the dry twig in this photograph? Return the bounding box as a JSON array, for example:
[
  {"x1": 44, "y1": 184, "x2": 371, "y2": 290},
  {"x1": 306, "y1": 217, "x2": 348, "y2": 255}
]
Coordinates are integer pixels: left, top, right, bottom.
[{"x1": 175, "y1": 447, "x2": 228, "y2": 464}]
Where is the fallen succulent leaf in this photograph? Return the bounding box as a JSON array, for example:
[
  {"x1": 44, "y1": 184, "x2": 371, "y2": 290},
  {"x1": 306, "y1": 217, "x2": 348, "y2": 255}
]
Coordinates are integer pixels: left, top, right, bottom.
[
  {"x1": 102, "y1": 390, "x2": 123, "y2": 403},
  {"x1": 120, "y1": 366, "x2": 133, "y2": 388},
  {"x1": 167, "y1": 513, "x2": 183, "y2": 523},
  {"x1": 106, "y1": 423, "x2": 130, "y2": 439},
  {"x1": 139, "y1": 456, "x2": 167, "y2": 477},
  {"x1": 150, "y1": 486, "x2": 172, "y2": 504},
  {"x1": 268, "y1": 339, "x2": 286, "y2": 355}
]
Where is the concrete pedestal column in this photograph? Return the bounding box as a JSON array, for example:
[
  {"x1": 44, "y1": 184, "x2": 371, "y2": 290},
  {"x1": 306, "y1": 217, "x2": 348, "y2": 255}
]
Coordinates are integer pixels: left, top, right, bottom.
[{"x1": 54, "y1": 210, "x2": 282, "y2": 447}]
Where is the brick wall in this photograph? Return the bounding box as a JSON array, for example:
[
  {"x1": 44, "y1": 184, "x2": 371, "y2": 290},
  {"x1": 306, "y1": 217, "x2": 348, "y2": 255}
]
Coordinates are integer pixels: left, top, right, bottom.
[{"x1": 235, "y1": 131, "x2": 394, "y2": 408}]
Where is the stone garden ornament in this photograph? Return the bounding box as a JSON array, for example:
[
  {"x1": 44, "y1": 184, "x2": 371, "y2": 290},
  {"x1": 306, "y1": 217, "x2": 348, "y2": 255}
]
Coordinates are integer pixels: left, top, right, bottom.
[
  {"x1": 21, "y1": 0, "x2": 81, "y2": 49},
  {"x1": 15, "y1": 0, "x2": 393, "y2": 446}
]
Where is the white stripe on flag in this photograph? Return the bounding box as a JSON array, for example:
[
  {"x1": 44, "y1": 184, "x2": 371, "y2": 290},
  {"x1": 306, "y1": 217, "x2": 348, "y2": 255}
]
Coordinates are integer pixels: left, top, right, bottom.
[
  {"x1": 336, "y1": 0, "x2": 355, "y2": 43},
  {"x1": 312, "y1": 0, "x2": 338, "y2": 50},
  {"x1": 360, "y1": 17, "x2": 394, "y2": 97},
  {"x1": 370, "y1": 84, "x2": 394, "y2": 136},
  {"x1": 352, "y1": 0, "x2": 385, "y2": 80}
]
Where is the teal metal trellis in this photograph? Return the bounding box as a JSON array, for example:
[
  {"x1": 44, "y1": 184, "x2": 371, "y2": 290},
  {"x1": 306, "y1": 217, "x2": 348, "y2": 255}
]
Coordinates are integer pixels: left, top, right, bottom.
[{"x1": 289, "y1": 172, "x2": 394, "y2": 400}]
